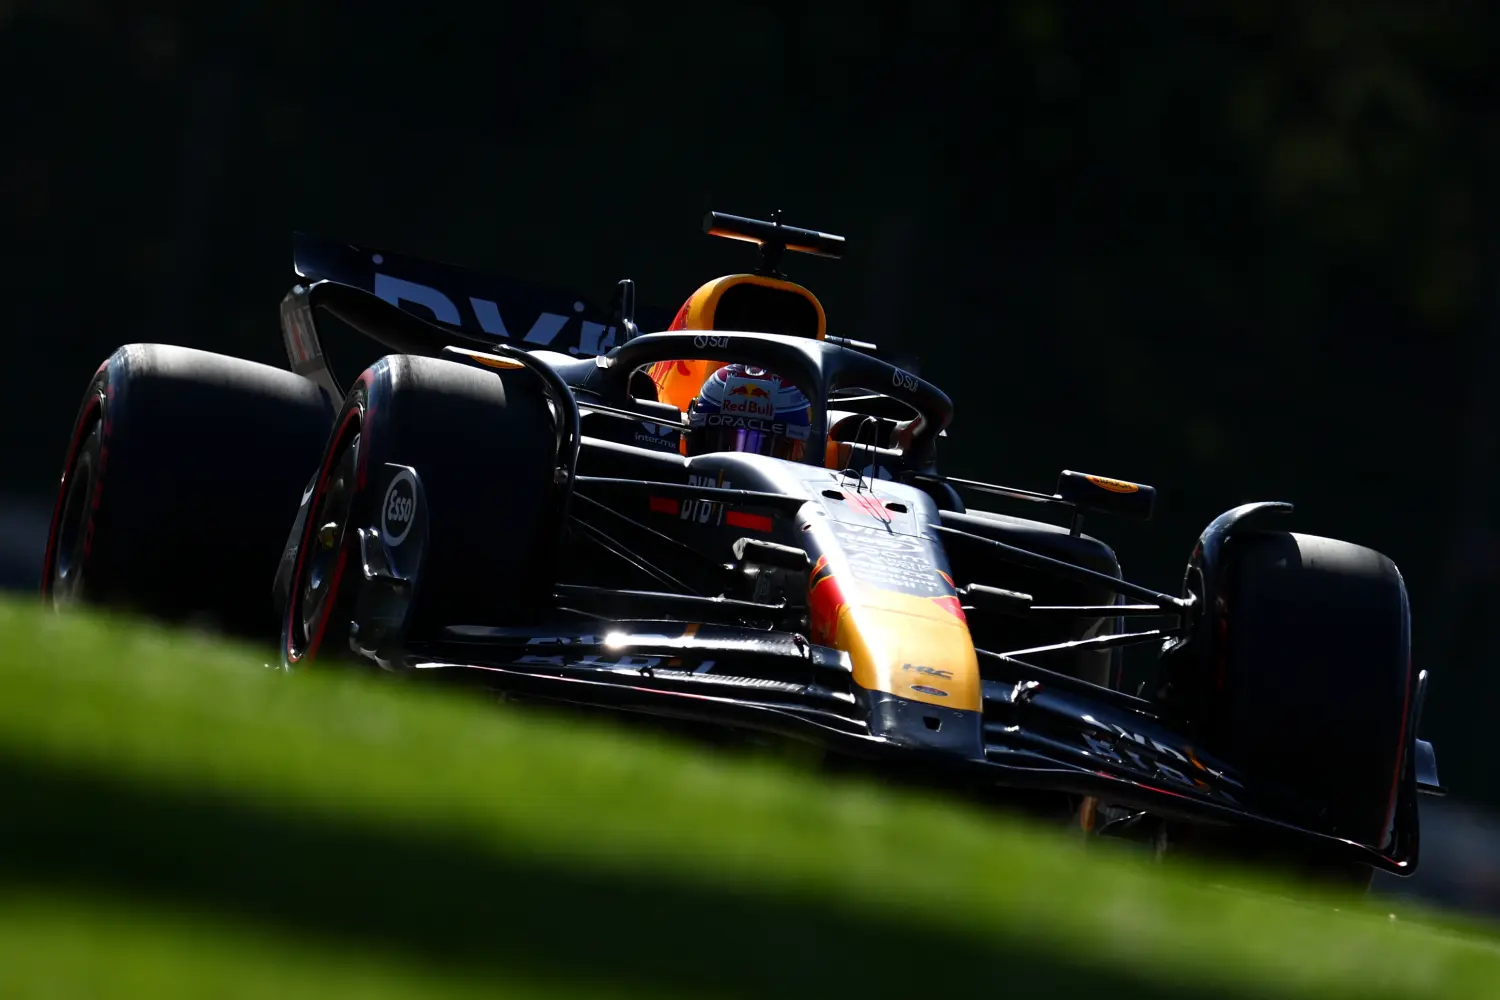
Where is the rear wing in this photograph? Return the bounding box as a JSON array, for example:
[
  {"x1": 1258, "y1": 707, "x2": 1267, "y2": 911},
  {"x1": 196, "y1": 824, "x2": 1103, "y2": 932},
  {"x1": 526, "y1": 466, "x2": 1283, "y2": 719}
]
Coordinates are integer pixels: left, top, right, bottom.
[{"x1": 291, "y1": 233, "x2": 674, "y2": 357}]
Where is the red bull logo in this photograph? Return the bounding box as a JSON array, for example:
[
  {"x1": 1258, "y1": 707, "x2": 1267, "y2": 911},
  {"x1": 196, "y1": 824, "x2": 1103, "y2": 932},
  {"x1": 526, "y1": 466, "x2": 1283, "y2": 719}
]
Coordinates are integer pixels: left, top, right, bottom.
[{"x1": 722, "y1": 380, "x2": 775, "y2": 417}]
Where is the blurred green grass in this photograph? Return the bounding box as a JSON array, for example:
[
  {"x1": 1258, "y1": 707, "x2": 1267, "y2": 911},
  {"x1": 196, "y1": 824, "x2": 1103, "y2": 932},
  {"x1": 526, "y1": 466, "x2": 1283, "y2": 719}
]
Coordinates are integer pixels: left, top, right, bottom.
[{"x1": 1, "y1": 598, "x2": 1499, "y2": 999}]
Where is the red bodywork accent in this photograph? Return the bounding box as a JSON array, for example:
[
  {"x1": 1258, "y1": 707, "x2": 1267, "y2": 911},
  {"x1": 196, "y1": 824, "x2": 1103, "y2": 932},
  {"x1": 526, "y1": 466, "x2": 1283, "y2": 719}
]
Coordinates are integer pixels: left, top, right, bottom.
[
  {"x1": 1383, "y1": 651, "x2": 1414, "y2": 843},
  {"x1": 842, "y1": 490, "x2": 892, "y2": 523},
  {"x1": 649, "y1": 496, "x2": 680, "y2": 515},
  {"x1": 807, "y1": 555, "x2": 846, "y2": 646},
  {"x1": 301, "y1": 550, "x2": 349, "y2": 664},
  {"x1": 725, "y1": 511, "x2": 772, "y2": 532},
  {"x1": 285, "y1": 399, "x2": 364, "y2": 664},
  {"x1": 929, "y1": 594, "x2": 968, "y2": 624}
]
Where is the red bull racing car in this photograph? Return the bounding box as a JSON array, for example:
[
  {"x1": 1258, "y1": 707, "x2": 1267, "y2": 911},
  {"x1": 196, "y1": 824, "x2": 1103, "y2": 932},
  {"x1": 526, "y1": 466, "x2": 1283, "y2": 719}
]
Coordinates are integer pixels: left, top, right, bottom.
[{"x1": 41, "y1": 212, "x2": 1443, "y2": 884}]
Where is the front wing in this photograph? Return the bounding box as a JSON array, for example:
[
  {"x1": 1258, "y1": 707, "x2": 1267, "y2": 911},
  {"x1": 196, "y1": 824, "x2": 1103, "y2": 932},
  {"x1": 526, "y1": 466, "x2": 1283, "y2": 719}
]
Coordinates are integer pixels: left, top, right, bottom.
[{"x1": 406, "y1": 622, "x2": 1422, "y2": 875}]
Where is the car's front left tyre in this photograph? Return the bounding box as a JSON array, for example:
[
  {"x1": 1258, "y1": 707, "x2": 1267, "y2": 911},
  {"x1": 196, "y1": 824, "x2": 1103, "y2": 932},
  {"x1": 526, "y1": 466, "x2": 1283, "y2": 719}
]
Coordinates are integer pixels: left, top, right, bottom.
[{"x1": 280, "y1": 353, "x2": 565, "y2": 668}]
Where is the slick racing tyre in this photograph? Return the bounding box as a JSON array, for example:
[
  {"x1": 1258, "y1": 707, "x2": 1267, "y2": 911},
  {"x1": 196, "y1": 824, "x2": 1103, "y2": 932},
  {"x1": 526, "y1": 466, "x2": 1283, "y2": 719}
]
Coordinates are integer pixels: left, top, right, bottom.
[
  {"x1": 1172, "y1": 531, "x2": 1413, "y2": 887},
  {"x1": 42, "y1": 344, "x2": 334, "y2": 637},
  {"x1": 281, "y1": 354, "x2": 562, "y2": 668}
]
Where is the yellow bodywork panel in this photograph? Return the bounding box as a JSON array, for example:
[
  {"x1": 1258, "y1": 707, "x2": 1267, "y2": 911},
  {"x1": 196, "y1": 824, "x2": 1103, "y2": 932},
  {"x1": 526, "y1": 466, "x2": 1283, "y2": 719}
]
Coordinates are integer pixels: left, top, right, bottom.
[{"x1": 832, "y1": 588, "x2": 981, "y2": 713}]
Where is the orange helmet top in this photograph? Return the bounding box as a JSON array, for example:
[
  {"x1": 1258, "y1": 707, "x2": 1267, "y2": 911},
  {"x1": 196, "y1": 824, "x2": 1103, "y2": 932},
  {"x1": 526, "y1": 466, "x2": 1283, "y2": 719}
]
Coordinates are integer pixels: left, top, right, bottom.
[
  {"x1": 646, "y1": 273, "x2": 827, "y2": 412},
  {"x1": 643, "y1": 211, "x2": 850, "y2": 467}
]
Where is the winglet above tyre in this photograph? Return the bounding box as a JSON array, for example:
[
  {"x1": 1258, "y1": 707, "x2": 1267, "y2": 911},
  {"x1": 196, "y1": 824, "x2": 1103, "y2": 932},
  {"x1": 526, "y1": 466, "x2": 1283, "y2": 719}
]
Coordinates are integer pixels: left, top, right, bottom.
[{"x1": 1056, "y1": 471, "x2": 1156, "y2": 521}]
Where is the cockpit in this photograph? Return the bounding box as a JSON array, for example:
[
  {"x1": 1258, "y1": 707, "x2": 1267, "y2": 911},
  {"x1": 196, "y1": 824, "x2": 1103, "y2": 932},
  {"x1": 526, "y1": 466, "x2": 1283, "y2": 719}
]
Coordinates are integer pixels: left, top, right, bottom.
[{"x1": 629, "y1": 212, "x2": 924, "y2": 476}]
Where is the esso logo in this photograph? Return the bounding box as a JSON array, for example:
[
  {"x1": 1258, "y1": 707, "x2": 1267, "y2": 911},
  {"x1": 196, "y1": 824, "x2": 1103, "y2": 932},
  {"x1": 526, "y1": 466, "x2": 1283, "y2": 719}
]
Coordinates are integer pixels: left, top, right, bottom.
[
  {"x1": 380, "y1": 469, "x2": 418, "y2": 546},
  {"x1": 693, "y1": 334, "x2": 730, "y2": 350},
  {"x1": 890, "y1": 368, "x2": 919, "y2": 392}
]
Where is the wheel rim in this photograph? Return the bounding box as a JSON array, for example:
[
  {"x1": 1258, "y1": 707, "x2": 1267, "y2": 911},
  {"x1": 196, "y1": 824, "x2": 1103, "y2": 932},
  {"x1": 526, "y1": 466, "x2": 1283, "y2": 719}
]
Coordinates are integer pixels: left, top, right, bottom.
[
  {"x1": 50, "y1": 438, "x2": 96, "y2": 605},
  {"x1": 293, "y1": 431, "x2": 360, "y2": 657}
]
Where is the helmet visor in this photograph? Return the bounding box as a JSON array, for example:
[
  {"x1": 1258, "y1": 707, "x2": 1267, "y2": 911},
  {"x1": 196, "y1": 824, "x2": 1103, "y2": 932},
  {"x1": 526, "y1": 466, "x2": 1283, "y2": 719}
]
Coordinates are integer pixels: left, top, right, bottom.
[{"x1": 705, "y1": 426, "x2": 806, "y2": 461}]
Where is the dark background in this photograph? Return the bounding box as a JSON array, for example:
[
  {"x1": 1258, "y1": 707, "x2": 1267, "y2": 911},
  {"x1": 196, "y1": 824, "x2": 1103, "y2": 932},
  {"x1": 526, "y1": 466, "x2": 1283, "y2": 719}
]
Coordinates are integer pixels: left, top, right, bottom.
[{"x1": 5, "y1": 0, "x2": 1500, "y2": 883}]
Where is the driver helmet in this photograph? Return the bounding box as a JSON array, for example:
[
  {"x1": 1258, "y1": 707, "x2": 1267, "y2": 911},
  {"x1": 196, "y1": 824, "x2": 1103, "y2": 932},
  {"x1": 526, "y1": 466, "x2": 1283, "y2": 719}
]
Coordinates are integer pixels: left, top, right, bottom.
[{"x1": 685, "y1": 364, "x2": 812, "y2": 460}]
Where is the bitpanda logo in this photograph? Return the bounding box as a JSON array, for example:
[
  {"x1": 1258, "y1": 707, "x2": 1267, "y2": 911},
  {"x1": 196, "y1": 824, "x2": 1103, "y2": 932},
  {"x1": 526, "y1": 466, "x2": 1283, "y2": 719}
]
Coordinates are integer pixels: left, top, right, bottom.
[{"x1": 381, "y1": 469, "x2": 418, "y2": 546}]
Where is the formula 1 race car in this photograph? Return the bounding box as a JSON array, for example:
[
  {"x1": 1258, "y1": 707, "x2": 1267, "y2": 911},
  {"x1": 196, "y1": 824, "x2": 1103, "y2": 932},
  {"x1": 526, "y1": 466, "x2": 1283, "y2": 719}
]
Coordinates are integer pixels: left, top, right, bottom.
[{"x1": 41, "y1": 212, "x2": 1444, "y2": 884}]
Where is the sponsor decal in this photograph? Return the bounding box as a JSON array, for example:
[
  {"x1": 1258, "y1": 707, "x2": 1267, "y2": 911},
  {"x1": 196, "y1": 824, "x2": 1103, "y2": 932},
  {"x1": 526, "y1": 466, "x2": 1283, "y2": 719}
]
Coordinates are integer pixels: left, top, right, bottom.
[
  {"x1": 1085, "y1": 475, "x2": 1139, "y2": 494},
  {"x1": 679, "y1": 473, "x2": 731, "y2": 525},
  {"x1": 825, "y1": 520, "x2": 950, "y2": 597},
  {"x1": 903, "y1": 663, "x2": 954, "y2": 680},
  {"x1": 372, "y1": 273, "x2": 617, "y2": 355},
  {"x1": 910, "y1": 684, "x2": 949, "y2": 698},
  {"x1": 827, "y1": 521, "x2": 926, "y2": 551},
  {"x1": 633, "y1": 419, "x2": 679, "y2": 450},
  {"x1": 1074, "y1": 718, "x2": 1226, "y2": 794},
  {"x1": 380, "y1": 469, "x2": 417, "y2": 546},
  {"x1": 722, "y1": 382, "x2": 775, "y2": 417},
  {"x1": 462, "y1": 351, "x2": 526, "y2": 370},
  {"x1": 693, "y1": 334, "x2": 731, "y2": 349},
  {"x1": 681, "y1": 498, "x2": 725, "y2": 525},
  {"x1": 518, "y1": 653, "x2": 665, "y2": 672},
  {"x1": 699, "y1": 413, "x2": 811, "y2": 440},
  {"x1": 890, "y1": 368, "x2": 919, "y2": 392},
  {"x1": 634, "y1": 431, "x2": 677, "y2": 449},
  {"x1": 722, "y1": 400, "x2": 773, "y2": 418}
]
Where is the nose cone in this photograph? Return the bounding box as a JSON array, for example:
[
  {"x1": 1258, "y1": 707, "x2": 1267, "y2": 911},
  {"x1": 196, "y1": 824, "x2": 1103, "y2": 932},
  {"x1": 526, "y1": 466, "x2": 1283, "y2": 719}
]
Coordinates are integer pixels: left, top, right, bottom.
[
  {"x1": 835, "y1": 591, "x2": 985, "y2": 758},
  {"x1": 803, "y1": 480, "x2": 983, "y2": 755},
  {"x1": 864, "y1": 689, "x2": 985, "y2": 757},
  {"x1": 836, "y1": 591, "x2": 982, "y2": 712}
]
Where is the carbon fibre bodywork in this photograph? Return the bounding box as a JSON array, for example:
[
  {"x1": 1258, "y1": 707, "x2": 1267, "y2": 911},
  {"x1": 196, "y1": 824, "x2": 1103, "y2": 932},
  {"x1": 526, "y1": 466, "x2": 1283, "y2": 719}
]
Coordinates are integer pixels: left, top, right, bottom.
[
  {"x1": 268, "y1": 227, "x2": 1439, "y2": 879},
  {"x1": 372, "y1": 467, "x2": 1429, "y2": 876}
]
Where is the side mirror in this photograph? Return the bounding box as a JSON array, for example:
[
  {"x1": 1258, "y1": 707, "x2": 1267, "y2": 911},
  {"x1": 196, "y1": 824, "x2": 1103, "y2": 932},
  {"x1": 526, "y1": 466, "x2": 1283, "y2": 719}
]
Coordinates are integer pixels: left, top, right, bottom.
[
  {"x1": 1056, "y1": 470, "x2": 1155, "y2": 521},
  {"x1": 611, "y1": 278, "x2": 641, "y2": 343}
]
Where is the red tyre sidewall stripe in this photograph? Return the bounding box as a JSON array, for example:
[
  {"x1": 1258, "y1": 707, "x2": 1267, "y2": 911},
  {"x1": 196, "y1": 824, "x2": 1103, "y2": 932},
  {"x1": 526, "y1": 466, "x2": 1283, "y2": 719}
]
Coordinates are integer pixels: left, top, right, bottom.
[
  {"x1": 1382, "y1": 651, "x2": 1414, "y2": 846},
  {"x1": 41, "y1": 379, "x2": 106, "y2": 598},
  {"x1": 302, "y1": 550, "x2": 349, "y2": 663},
  {"x1": 284, "y1": 402, "x2": 363, "y2": 664}
]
